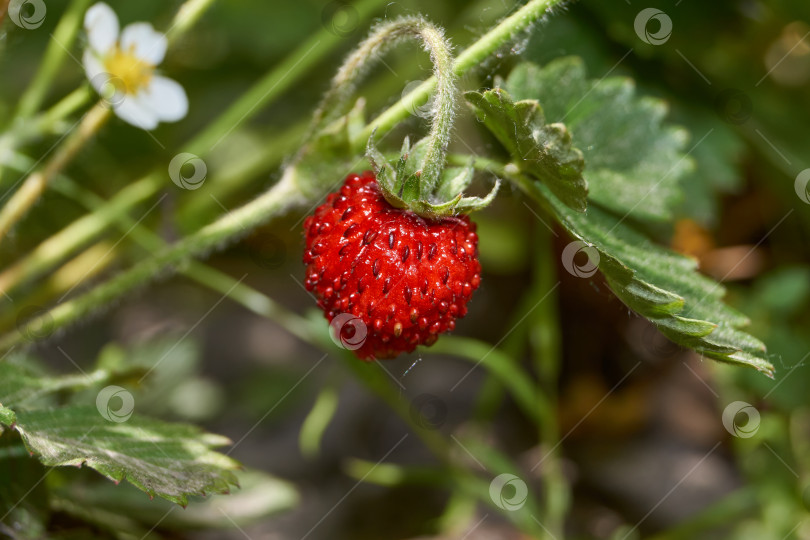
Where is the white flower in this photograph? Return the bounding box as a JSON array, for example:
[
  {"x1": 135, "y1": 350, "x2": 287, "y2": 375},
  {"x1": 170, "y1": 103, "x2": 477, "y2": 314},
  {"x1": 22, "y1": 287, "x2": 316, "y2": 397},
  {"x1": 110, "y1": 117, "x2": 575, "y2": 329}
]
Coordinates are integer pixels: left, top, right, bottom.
[{"x1": 83, "y1": 2, "x2": 188, "y2": 130}]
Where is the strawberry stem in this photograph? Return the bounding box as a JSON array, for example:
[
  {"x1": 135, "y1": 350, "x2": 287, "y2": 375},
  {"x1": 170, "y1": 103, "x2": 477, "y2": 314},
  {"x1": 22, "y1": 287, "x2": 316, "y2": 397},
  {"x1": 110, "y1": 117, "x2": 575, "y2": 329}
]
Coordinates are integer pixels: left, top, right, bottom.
[{"x1": 308, "y1": 16, "x2": 456, "y2": 200}]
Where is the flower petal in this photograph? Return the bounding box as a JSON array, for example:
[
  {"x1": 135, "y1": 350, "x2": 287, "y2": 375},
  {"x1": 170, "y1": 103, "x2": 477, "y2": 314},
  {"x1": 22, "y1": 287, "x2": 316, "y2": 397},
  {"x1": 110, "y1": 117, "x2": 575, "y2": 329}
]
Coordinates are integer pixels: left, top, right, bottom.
[
  {"x1": 139, "y1": 76, "x2": 188, "y2": 122},
  {"x1": 120, "y1": 22, "x2": 167, "y2": 66},
  {"x1": 84, "y1": 3, "x2": 119, "y2": 55},
  {"x1": 83, "y1": 49, "x2": 106, "y2": 89},
  {"x1": 114, "y1": 92, "x2": 159, "y2": 130}
]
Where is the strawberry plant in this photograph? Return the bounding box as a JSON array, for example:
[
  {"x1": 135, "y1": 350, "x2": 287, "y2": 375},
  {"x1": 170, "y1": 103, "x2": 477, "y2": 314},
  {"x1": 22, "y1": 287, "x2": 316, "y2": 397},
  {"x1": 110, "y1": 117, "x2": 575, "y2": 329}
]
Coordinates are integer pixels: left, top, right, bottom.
[{"x1": 0, "y1": 0, "x2": 807, "y2": 538}]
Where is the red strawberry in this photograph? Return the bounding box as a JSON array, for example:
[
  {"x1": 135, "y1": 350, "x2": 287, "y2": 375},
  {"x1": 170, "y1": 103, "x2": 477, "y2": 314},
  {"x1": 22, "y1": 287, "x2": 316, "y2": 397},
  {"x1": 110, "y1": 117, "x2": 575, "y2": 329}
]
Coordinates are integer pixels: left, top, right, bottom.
[{"x1": 303, "y1": 171, "x2": 481, "y2": 360}]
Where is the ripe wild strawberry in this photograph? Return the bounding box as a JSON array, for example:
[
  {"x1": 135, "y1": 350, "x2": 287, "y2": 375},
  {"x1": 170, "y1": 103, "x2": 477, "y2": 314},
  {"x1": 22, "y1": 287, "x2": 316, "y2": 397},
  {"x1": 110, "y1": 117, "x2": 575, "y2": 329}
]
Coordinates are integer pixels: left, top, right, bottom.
[
  {"x1": 299, "y1": 18, "x2": 497, "y2": 359},
  {"x1": 303, "y1": 171, "x2": 481, "y2": 360}
]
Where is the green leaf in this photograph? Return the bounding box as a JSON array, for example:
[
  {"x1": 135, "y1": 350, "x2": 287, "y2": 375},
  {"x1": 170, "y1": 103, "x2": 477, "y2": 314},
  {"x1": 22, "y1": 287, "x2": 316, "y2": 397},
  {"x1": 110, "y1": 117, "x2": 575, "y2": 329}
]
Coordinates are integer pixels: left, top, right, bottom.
[
  {"x1": 53, "y1": 468, "x2": 297, "y2": 531},
  {"x1": 472, "y1": 57, "x2": 773, "y2": 376},
  {"x1": 466, "y1": 88, "x2": 587, "y2": 212},
  {"x1": 435, "y1": 167, "x2": 473, "y2": 202},
  {"x1": 0, "y1": 405, "x2": 17, "y2": 428},
  {"x1": 0, "y1": 354, "x2": 114, "y2": 409},
  {"x1": 504, "y1": 57, "x2": 692, "y2": 223},
  {"x1": 0, "y1": 407, "x2": 240, "y2": 505},
  {"x1": 528, "y1": 179, "x2": 773, "y2": 376}
]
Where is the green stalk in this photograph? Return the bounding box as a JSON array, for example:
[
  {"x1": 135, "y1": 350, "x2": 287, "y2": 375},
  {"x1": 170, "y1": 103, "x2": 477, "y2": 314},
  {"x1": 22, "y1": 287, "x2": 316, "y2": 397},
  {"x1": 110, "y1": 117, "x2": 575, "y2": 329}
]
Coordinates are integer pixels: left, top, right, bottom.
[
  {"x1": 0, "y1": 86, "x2": 92, "y2": 149},
  {"x1": 529, "y1": 224, "x2": 569, "y2": 538},
  {"x1": 165, "y1": 0, "x2": 217, "y2": 46},
  {"x1": 30, "y1": 86, "x2": 93, "y2": 133},
  {"x1": 0, "y1": 170, "x2": 160, "y2": 296},
  {"x1": 430, "y1": 336, "x2": 540, "y2": 424},
  {"x1": 0, "y1": 172, "x2": 303, "y2": 351},
  {"x1": 176, "y1": 120, "x2": 308, "y2": 228},
  {"x1": 3, "y1": 0, "x2": 565, "y2": 348},
  {"x1": 451, "y1": 152, "x2": 573, "y2": 534},
  {"x1": 0, "y1": 240, "x2": 116, "y2": 333}
]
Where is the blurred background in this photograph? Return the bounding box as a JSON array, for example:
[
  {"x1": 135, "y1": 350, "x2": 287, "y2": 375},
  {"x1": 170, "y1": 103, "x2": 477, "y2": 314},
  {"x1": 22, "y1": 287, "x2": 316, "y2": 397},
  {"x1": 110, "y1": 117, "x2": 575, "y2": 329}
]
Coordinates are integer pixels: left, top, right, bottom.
[{"x1": 1, "y1": 0, "x2": 809, "y2": 538}]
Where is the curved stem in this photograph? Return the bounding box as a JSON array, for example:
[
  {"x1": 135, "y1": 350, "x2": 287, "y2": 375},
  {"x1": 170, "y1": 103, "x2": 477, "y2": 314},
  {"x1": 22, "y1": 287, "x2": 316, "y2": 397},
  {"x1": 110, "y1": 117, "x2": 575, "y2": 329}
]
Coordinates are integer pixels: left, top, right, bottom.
[
  {"x1": 310, "y1": 16, "x2": 456, "y2": 195},
  {"x1": 352, "y1": 0, "x2": 562, "y2": 150},
  {"x1": 0, "y1": 102, "x2": 111, "y2": 243},
  {"x1": 415, "y1": 22, "x2": 455, "y2": 196}
]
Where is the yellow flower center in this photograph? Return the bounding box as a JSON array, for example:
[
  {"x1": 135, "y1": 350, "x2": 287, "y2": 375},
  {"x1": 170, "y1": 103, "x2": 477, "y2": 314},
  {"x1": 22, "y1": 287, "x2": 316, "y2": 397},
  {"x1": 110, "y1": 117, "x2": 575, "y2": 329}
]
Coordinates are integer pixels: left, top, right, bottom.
[{"x1": 103, "y1": 44, "x2": 154, "y2": 95}]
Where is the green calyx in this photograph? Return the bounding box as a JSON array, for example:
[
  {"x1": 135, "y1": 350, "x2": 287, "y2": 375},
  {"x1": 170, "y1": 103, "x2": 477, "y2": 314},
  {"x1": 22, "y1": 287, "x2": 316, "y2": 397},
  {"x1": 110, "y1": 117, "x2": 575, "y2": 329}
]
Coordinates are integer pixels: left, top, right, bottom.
[{"x1": 367, "y1": 135, "x2": 500, "y2": 219}]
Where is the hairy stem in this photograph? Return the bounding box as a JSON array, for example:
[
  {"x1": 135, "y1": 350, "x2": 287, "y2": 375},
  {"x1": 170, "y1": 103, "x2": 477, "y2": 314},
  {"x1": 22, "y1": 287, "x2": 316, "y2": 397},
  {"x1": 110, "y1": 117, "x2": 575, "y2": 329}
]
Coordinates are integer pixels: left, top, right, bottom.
[
  {"x1": 0, "y1": 173, "x2": 303, "y2": 351},
  {"x1": 0, "y1": 102, "x2": 111, "y2": 242},
  {"x1": 353, "y1": 0, "x2": 562, "y2": 149},
  {"x1": 57, "y1": 174, "x2": 312, "y2": 340},
  {"x1": 311, "y1": 16, "x2": 456, "y2": 196}
]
